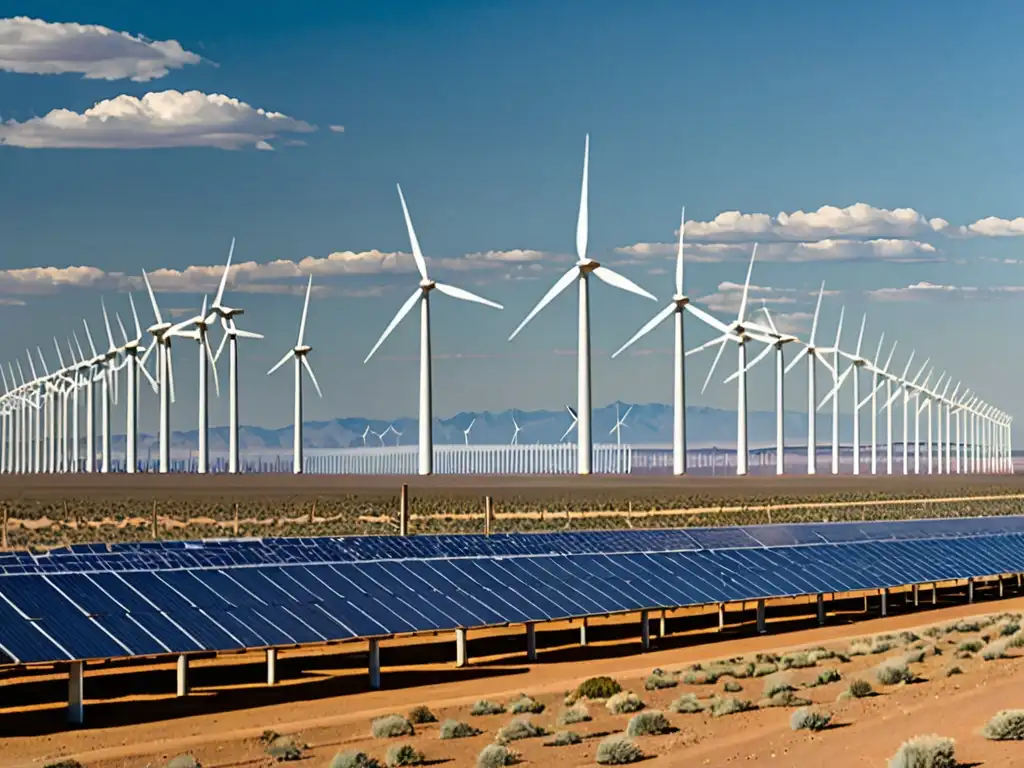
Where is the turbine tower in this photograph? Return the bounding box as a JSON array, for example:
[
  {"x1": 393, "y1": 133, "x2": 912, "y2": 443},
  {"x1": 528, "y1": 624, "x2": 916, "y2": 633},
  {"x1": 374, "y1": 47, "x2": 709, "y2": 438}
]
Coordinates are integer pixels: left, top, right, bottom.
[
  {"x1": 364, "y1": 185, "x2": 504, "y2": 476},
  {"x1": 140, "y1": 271, "x2": 177, "y2": 474},
  {"x1": 612, "y1": 207, "x2": 728, "y2": 475},
  {"x1": 509, "y1": 135, "x2": 656, "y2": 474},
  {"x1": 463, "y1": 417, "x2": 476, "y2": 446},
  {"x1": 361, "y1": 425, "x2": 370, "y2": 446},
  {"x1": 609, "y1": 403, "x2": 632, "y2": 446},
  {"x1": 783, "y1": 284, "x2": 833, "y2": 474},
  {"x1": 267, "y1": 275, "x2": 322, "y2": 474},
  {"x1": 116, "y1": 296, "x2": 158, "y2": 474},
  {"x1": 820, "y1": 314, "x2": 868, "y2": 475}
]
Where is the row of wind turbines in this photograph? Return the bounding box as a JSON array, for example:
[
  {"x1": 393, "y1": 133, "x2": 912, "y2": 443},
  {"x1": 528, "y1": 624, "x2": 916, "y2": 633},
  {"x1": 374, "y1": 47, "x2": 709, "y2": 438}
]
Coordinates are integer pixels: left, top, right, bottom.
[{"x1": 0, "y1": 134, "x2": 1013, "y2": 477}]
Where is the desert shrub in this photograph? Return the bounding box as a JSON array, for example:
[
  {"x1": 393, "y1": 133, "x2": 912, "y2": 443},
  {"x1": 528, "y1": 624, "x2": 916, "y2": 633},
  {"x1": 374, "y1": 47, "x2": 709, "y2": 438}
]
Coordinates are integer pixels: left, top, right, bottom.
[
  {"x1": 266, "y1": 736, "x2": 303, "y2": 762},
  {"x1": 576, "y1": 676, "x2": 621, "y2": 700},
  {"x1": 731, "y1": 661, "x2": 756, "y2": 678},
  {"x1": 1008, "y1": 631, "x2": 1024, "y2": 649},
  {"x1": 545, "y1": 730, "x2": 582, "y2": 747},
  {"x1": 847, "y1": 641, "x2": 870, "y2": 657},
  {"x1": 982, "y1": 640, "x2": 1008, "y2": 661},
  {"x1": 999, "y1": 621, "x2": 1020, "y2": 637},
  {"x1": 626, "y1": 710, "x2": 671, "y2": 736},
  {"x1": 945, "y1": 666, "x2": 962, "y2": 676},
  {"x1": 260, "y1": 730, "x2": 281, "y2": 744},
  {"x1": 756, "y1": 652, "x2": 781, "y2": 664},
  {"x1": 899, "y1": 631, "x2": 920, "y2": 644},
  {"x1": 723, "y1": 680, "x2": 743, "y2": 693},
  {"x1": 876, "y1": 660, "x2": 913, "y2": 686},
  {"x1": 330, "y1": 753, "x2": 381, "y2": 768},
  {"x1": 781, "y1": 652, "x2": 815, "y2": 669},
  {"x1": 871, "y1": 640, "x2": 895, "y2": 655},
  {"x1": 166, "y1": 757, "x2": 201, "y2": 768},
  {"x1": 846, "y1": 679, "x2": 874, "y2": 698},
  {"x1": 765, "y1": 690, "x2": 811, "y2": 708},
  {"x1": 669, "y1": 693, "x2": 705, "y2": 713},
  {"x1": 754, "y1": 663, "x2": 778, "y2": 677},
  {"x1": 496, "y1": 718, "x2": 544, "y2": 744},
  {"x1": 595, "y1": 735, "x2": 644, "y2": 765},
  {"x1": 807, "y1": 648, "x2": 836, "y2": 663},
  {"x1": 983, "y1": 710, "x2": 1024, "y2": 740},
  {"x1": 476, "y1": 744, "x2": 517, "y2": 768},
  {"x1": 815, "y1": 668, "x2": 841, "y2": 686},
  {"x1": 791, "y1": 707, "x2": 833, "y2": 731},
  {"x1": 386, "y1": 744, "x2": 425, "y2": 767},
  {"x1": 606, "y1": 691, "x2": 644, "y2": 715},
  {"x1": 887, "y1": 734, "x2": 956, "y2": 768},
  {"x1": 440, "y1": 719, "x2": 481, "y2": 739},
  {"x1": 371, "y1": 715, "x2": 414, "y2": 739},
  {"x1": 711, "y1": 696, "x2": 755, "y2": 717},
  {"x1": 955, "y1": 620, "x2": 981, "y2": 633},
  {"x1": 471, "y1": 700, "x2": 506, "y2": 716},
  {"x1": 557, "y1": 702, "x2": 591, "y2": 725},
  {"x1": 645, "y1": 670, "x2": 678, "y2": 690},
  {"x1": 408, "y1": 705, "x2": 437, "y2": 724},
  {"x1": 45, "y1": 763, "x2": 85, "y2": 768},
  {"x1": 904, "y1": 649, "x2": 926, "y2": 664},
  {"x1": 958, "y1": 639, "x2": 984, "y2": 653},
  {"x1": 508, "y1": 694, "x2": 545, "y2": 715},
  {"x1": 763, "y1": 678, "x2": 795, "y2": 699}
]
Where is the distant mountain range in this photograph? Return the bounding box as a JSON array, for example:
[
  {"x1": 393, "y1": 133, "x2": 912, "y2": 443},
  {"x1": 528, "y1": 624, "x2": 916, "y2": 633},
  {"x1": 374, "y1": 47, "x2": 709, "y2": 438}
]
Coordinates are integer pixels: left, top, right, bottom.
[{"x1": 110, "y1": 403, "x2": 869, "y2": 454}]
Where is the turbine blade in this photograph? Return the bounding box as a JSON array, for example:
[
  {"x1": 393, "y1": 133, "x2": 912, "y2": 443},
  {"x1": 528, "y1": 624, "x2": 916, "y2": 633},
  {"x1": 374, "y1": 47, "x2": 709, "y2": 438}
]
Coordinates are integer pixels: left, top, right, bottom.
[
  {"x1": 560, "y1": 422, "x2": 576, "y2": 441},
  {"x1": 435, "y1": 282, "x2": 504, "y2": 310},
  {"x1": 142, "y1": 271, "x2": 163, "y2": 325},
  {"x1": 167, "y1": 347, "x2": 176, "y2": 404},
  {"x1": 855, "y1": 313, "x2": 866, "y2": 357},
  {"x1": 83, "y1": 319, "x2": 98, "y2": 358},
  {"x1": 140, "y1": 342, "x2": 155, "y2": 368},
  {"x1": 611, "y1": 303, "x2": 675, "y2": 358},
  {"x1": 565, "y1": 404, "x2": 577, "y2": 419},
  {"x1": 591, "y1": 266, "x2": 657, "y2": 301},
  {"x1": 858, "y1": 379, "x2": 885, "y2": 410},
  {"x1": 298, "y1": 274, "x2": 313, "y2": 346},
  {"x1": 701, "y1": 335, "x2": 729, "y2": 394},
  {"x1": 365, "y1": 288, "x2": 421, "y2": 363},
  {"x1": 818, "y1": 366, "x2": 852, "y2": 411},
  {"x1": 784, "y1": 345, "x2": 809, "y2": 374},
  {"x1": 686, "y1": 334, "x2": 729, "y2": 358},
  {"x1": 809, "y1": 281, "x2": 825, "y2": 345},
  {"x1": 128, "y1": 293, "x2": 142, "y2": 341},
  {"x1": 508, "y1": 266, "x2": 578, "y2": 341},
  {"x1": 268, "y1": 350, "x2": 293, "y2": 375},
  {"x1": 231, "y1": 328, "x2": 263, "y2": 340},
  {"x1": 138, "y1": 357, "x2": 159, "y2": 393},
  {"x1": 73, "y1": 330, "x2": 85, "y2": 362},
  {"x1": 101, "y1": 299, "x2": 116, "y2": 350},
  {"x1": 737, "y1": 243, "x2": 757, "y2": 322},
  {"x1": 675, "y1": 205, "x2": 685, "y2": 296},
  {"x1": 395, "y1": 184, "x2": 430, "y2": 281},
  {"x1": 683, "y1": 302, "x2": 731, "y2": 335},
  {"x1": 214, "y1": 237, "x2": 235, "y2": 308},
  {"x1": 576, "y1": 134, "x2": 589, "y2": 261},
  {"x1": 724, "y1": 340, "x2": 773, "y2": 384},
  {"x1": 53, "y1": 337, "x2": 66, "y2": 369},
  {"x1": 873, "y1": 331, "x2": 885, "y2": 367},
  {"x1": 213, "y1": 327, "x2": 229, "y2": 364},
  {"x1": 116, "y1": 312, "x2": 129, "y2": 345},
  {"x1": 204, "y1": 332, "x2": 220, "y2": 397},
  {"x1": 833, "y1": 305, "x2": 845, "y2": 348},
  {"x1": 301, "y1": 355, "x2": 323, "y2": 398},
  {"x1": 760, "y1": 302, "x2": 779, "y2": 335}
]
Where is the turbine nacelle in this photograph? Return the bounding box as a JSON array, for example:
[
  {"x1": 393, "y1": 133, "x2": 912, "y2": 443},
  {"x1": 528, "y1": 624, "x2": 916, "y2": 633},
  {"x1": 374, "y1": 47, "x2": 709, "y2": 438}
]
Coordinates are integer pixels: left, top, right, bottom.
[
  {"x1": 294, "y1": 344, "x2": 312, "y2": 355},
  {"x1": 577, "y1": 258, "x2": 600, "y2": 273},
  {"x1": 419, "y1": 279, "x2": 436, "y2": 292},
  {"x1": 672, "y1": 294, "x2": 690, "y2": 307}
]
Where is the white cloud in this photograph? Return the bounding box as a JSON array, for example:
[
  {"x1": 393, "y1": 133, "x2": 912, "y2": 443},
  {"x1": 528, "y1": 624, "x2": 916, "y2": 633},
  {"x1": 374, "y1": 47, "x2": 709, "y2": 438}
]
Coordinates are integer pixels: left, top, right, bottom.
[
  {"x1": 682, "y1": 203, "x2": 947, "y2": 242},
  {"x1": 0, "y1": 298, "x2": 26, "y2": 306},
  {"x1": 329, "y1": 124, "x2": 345, "y2": 133},
  {"x1": 0, "y1": 16, "x2": 202, "y2": 81},
  {"x1": 695, "y1": 281, "x2": 797, "y2": 314},
  {"x1": 959, "y1": 216, "x2": 1024, "y2": 237},
  {"x1": 0, "y1": 265, "x2": 115, "y2": 294},
  {"x1": 769, "y1": 311, "x2": 813, "y2": 335},
  {"x1": 255, "y1": 140, "x2": 274, "y2": 151},
  {"x1": 617, "y1": 238, "x2": 937, "y2": 263},
  {"x1": 0, "y1": 90, "x2": 315, "y2": 149},
  {"x1": 865, "y1": 281, "x2": 1024, "y2": 301}
]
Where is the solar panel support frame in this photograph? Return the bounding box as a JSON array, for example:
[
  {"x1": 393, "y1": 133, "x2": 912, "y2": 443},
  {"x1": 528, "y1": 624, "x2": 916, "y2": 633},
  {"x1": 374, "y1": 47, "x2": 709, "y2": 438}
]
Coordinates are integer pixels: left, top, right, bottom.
[
  {"x1": 176, "y1": 654, "x2": 189, "y2": 697},
  {"x1": 525, "y1": 622, "x2": 536, "y2": 662},
  {"x1": 640, "y1": 610, "x2": 650, "y2": 650},
  {"x1": 579, "y1": 617, "x2": 588, "y2": 647},
  {"x1": 880, "y1": 589, "x2": 889, "y2": 617},
  {"x1": 756, "y1": 599, "x2": 766, "y2": 634},
  {"x1": 68, "y1": 660, "x2": 83, "y2": 726},
  {"x1": 267, "y1": 648, "x2": 278, "y2": 686},
  {"x1": 968, "y1": 577, "x2": 975, "y2": 604},
  {"x1": 368, "y1": 638, "x2": 380, "y2": 690},
  {"x1": 816, "y1": 594, "x2": 825, "y2": 626},
  {"x1": 455, "y1": 628, "x2": 467, "y2": 668}
]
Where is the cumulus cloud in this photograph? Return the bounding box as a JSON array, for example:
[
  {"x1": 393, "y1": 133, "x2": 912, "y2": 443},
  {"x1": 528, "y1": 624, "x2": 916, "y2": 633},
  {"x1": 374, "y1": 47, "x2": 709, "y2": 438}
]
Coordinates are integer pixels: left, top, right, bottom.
[
  {"x1": 617, "y1": 238, "x2": 937, "y2": 263},
  {"x1": 0, "y1": 90, "x2": 315, "y2": 149},
  {"x1": 0, "y1": 16, "x2": 202, "y2": 81},
  {"x1": 329, "y1": 124, "x2": 345, "y2": 133},
  {"x1": 866, "y1": 281, "x2": 1024, "y2": 301},
  {"x1": 695, "y1": 281, "x2": 797, "y2": 314},
  {"x1": 959, "y1": 216, "x2": 1024, "y2": 237},
  {"x1": 768, "y1": 311, "x2": 813, "y2": 334},
  {"x1": 0, "y1": 265, "x2": 116, "y2": 294}
]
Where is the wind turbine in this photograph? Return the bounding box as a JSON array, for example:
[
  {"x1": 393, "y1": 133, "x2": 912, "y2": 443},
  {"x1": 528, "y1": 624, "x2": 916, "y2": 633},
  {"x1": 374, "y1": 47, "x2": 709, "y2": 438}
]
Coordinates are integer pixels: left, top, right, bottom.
[
  {"x1": 115, "y1": 296, "x2": 158, "y2": 473},
  {"x1": 386, "y1": 424, "x2": 403, "y2": 446},
  {"x1": 364, "y1": 185, "x2": 503, "y2": 476},
  {"x1": 24, "y1": 350, "x2": 41, "y2": 473},
  {"x1": 209, "y1": 240, "x2": 264, "y2": 474},
  {"x1": 140, "y1": 271, "x2": 176, "y2": 473},
  {"x1": 463, "y1": 417, "x2": 476, "y2": 446},
  {"x1": 267, "y1": 275, "x2": 322, "y2": 474},
  {"x1": 561, "y1": 405, "x2": 578, "y2": 442},
  {"x1": 609, "y1": 403, "x2": 632, "y2": 446},
  {"x1": 912, "y1": 368, "x2": 935, "y2": 474},
  {"x1": 510, "y1": 413, "x2": 523, "y2": 445},
  {"x1": 685, "y1": 244, "x2": 774, "y2": 476},
  {"x1": 371, "y1": 428, "x2": 386, "y2": 446},
  {"x1": 814, "y1": 306, "x2": 847, "y2": 475},
  {"x1": 883, "y1": 355, "x2": 928, "y2": 474},
  {"x1": 361, "y1": 425, "x2": 371, "y2": 446},
  {"x1": 783, "y1": 284, "x2": 834, "y2": 474},
  {"x1": 724, "y1": 302, "x2": 799, "y2": 475},
  {"x1": 944, "y1": 381, "x2": 961, "y2": 474},
  {"x1": 612, "y1": 207, "x2": 726, "y2": 475},
  {"x1": 859, "y1": 338, "x2": 898, "y2": 474},
  {"x1": 509, "y1": 135, "x2": 656, "y2": 475}
]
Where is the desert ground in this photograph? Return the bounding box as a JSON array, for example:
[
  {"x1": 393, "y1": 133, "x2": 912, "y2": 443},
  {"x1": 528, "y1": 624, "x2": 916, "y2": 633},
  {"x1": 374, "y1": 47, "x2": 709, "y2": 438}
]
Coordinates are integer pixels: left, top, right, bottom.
[{"x1": 7, "y1": 583, "x2": 1024, "y2": 767}]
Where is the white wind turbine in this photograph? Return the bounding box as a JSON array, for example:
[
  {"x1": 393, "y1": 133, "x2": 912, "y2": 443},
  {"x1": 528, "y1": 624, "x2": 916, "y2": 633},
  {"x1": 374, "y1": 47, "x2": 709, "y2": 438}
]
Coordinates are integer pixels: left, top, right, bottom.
[
  {"x1": 882, "y1": 355, "x2": 928, "y2": 474},
  {"x1": 612, "y1": 206, "x2": 732, "y2": 475},
  {"x1": 140, "y1": 271, "x2": 177, "y2": 473},
  {"x1": 360, "y1": 425, "x2": 371, "y2": 446},
  {"x1": 365, "y1": 185, "x2": 504, "y2": 476},
  {"x1": 509, "y1": 135, "x2": 656, "y2": 475},
  {"x1": 371, "y1": 428, "x2": 386, "y2": 446},
  {"x1": 819, "y1": 313, "x2": 871, "y2": 475},
  {"x1": 815, "y1": 306, "x2": 847, "y2": 475},
  {"x1": 267, "y1": 275, "x2": 322, "y2": 474},
  {"x1": 912, "y1": 368, "x2": 935, "y2": 474},
  {"x1": 48, "y1": 339, "x2": 75, "y2": 473},
  {"x1": 386, "y1": 424, "x2": 403, "y2": 446},
  {"x1": 782, "y1": 284, "x2": 834, "y2": 474},
  {"x1": 609, "y1": 403, "x2": 632, "y2": 446},
  {"x1": 463, "y1": 417, "x2": 476, "y2": 446},
  {"x1": 684, "y1": 245, "x2": 774, "y2": 476},
  {"x1": 209, "y1": 241, "x2": 265, "y2": 474},
  {"x1": 723, "y1": 302, "x2": 800, "y2": 475},
  {"x1": 115, "y1": 297, "x2": 158, "y2": 473},
  {"x1": 944, "y1": 381, "x2": 961, "y2": 474},
  {"x1": 167, "y1": 295, "x2": 220, "y2": 474},
  {"x1": 857, "y1": 337, "x2": 898, "y2": 474},
  {"x1": 510, "y1": 413, "x2": 523, "y2": 445}
]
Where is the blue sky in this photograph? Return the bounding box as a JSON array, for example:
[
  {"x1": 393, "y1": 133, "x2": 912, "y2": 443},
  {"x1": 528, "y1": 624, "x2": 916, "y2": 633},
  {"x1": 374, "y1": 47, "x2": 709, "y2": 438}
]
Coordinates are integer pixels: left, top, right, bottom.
[{"x1": 1, "y1": 1, "x2": 1023, "y2": 437}]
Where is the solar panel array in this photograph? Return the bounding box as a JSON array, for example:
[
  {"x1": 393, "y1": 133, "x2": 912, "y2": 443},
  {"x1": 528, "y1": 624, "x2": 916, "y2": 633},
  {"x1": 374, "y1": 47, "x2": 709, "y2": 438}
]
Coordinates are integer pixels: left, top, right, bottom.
[{"x1": 2, "y1": 515, "x2": 1023, "y2": 667}]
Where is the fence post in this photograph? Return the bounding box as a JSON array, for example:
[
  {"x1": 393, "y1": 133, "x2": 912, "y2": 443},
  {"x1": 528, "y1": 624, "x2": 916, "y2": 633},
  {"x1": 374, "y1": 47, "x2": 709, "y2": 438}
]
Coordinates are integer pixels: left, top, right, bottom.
[
  {"x1": 485, "y1": 495, "x2": 493, "y2": 536},
  {"x1": 399, "y1": 484, "x2": 409, "y2": 536}
]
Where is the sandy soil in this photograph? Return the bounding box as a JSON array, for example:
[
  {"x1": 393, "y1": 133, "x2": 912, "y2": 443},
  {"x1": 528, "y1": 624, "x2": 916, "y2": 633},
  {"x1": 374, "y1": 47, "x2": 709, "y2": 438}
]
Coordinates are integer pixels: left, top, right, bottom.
[{"x1": 8, "y1": 588, "x2": 1024, "y2": 767}]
